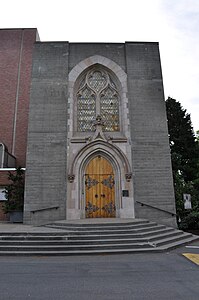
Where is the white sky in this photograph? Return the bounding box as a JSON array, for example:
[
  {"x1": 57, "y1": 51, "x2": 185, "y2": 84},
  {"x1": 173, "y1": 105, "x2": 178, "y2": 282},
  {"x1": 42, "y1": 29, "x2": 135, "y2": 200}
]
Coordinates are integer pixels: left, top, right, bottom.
[{"x1": 1, "y1": 0, "x2": 199, "y2": 131}]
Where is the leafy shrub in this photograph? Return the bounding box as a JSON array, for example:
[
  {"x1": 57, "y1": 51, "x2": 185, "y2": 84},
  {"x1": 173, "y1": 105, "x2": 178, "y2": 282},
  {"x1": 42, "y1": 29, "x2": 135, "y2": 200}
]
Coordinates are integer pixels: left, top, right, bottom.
[
  {"x1": 3, "y1": 167, "x2": 24, "y2": 213},
  {"x1": 179, "y1": 211, "x2": 199, "y2": 230}
]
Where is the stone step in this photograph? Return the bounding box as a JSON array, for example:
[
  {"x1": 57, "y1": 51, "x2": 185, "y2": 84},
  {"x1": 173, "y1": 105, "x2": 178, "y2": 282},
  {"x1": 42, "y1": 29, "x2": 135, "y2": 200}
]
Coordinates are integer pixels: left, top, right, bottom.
[
  {"x1": 0, "y1": 239, "x2": 144, "y2": 246},
  {"x1": 158, "y1": 235, "x2": 199, "y2": 251},
  {"x1": 0, "y1": 248, "x2": 160, "y2": 256},
  {"x1": 66, "y1": 230, "x2": 184, "y2": 245},
  {"x1": 0, "y1": 235, "x2": 198, "y2": 256},
  {"x1": 0, "y1": 242, "x2": 154, "y2": 251},
  {"x1": 0, "y1": 236, "x2": 198, "y2": 256},
  {"x1": 0, "y1": 227, "x2": 173, "y2": 241},
  {"x1": 0, "y1": 219, "x2": 198, "y2": 255},
  {"x1": 146, "y1": 230, "x2": 183, "y2": 242},
  {"x1": 0, "y1": 230, "x2": 184, "y2": 246},
  {"x1": 0, "y1": 232, "x2": 68, "y2": 236},
  {"x1": 0, "y1": 234, "x2": 198, "y2": 256},
  {"x1": 152, "y1": 232, "x2": 194, "y2": 247},
  {"x1": 45, "y1": 224, "x2": 166, "y2": 235},
  {"x1": 47, "y1": 219, "x2": 149, "y2": 228},
  {"x1": 45, "y1": 221, "x2": 156, "y2": 231},
  {"x1": 67, "y1": 227, "x2": 175, "y2": 240},
  {"x1": 0, "y1": 235, "x2": 68, "y2": 241}
]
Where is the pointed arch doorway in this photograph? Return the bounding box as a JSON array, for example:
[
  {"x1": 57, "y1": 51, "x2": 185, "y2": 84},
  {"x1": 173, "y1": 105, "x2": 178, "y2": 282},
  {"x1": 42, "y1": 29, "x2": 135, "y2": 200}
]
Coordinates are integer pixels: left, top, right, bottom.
[{"x1": 85, "y1": 156, "x2": 116, "y2": 218}]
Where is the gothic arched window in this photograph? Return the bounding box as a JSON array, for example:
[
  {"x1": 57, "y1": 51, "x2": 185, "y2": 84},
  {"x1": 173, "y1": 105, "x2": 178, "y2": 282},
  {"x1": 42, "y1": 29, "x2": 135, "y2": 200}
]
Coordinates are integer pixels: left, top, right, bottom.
[{"x1": 77, "y1": 68, "x2": 120, "y2": 132}]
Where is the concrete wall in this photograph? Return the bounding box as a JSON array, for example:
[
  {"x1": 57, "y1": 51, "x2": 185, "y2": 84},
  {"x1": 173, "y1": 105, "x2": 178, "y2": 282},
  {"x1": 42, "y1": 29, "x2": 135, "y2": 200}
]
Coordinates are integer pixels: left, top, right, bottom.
[
  {"x1": 68, "y1": 43, "x2": 126, "y2": 73},
  {"x1": 24, "y1": 41, "x2": 176, "y2": 226},
  {"x1": 24, "y1": 43, "x2": 69, "y2": 225},
  {"x1": 125, "y1": 42, "x2": 176, "y2": 226}
]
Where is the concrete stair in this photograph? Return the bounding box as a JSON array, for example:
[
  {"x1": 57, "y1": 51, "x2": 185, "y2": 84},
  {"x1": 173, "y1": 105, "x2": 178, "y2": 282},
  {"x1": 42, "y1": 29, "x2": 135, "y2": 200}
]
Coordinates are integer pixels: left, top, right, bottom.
[{"x1": 0, "y1": 219, "x2": 198, "y2": 255}]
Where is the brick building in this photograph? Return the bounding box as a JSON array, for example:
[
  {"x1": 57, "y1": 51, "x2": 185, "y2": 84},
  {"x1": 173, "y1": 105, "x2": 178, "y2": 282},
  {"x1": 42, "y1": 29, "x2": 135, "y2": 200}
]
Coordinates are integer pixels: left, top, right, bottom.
[
  {"x1": 0, "y1": 29, "x2": 176, "y2": 226},
  {"x1": 0, "y1": 29, "x2": 39, "y2": 219}
]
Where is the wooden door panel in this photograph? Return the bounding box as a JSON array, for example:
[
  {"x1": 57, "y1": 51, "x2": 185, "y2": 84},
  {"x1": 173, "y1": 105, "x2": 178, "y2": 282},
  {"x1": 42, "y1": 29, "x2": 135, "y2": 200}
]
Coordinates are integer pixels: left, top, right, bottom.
[
  {"x1": 100, "y1": 174, "x2": 115, "y2": 218},
  {"x1": 85, "y1": 175, "x2": 100, "y2": 218},
  {"x1": 85, "y1": 157, "x2": 115, "y2": 218}
]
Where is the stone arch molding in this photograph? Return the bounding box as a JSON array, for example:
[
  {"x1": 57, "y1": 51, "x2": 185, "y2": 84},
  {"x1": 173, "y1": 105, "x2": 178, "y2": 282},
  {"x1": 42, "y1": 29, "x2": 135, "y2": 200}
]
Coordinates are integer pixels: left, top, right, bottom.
[
  {"x1": 69, "y1": 55, "x2": 127, "y2": 86},
  {"x1": 67, "y1": 55, "x2": 129, "y2": 139},
  {"x1": 68, "y1": 139, "x2": 132, "y2": 183}
]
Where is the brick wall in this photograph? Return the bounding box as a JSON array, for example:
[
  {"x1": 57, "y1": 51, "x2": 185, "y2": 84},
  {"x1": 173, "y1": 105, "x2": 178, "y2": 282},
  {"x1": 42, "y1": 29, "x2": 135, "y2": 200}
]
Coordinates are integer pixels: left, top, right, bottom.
[
  {"x1": 0, "y1": 170, "x2": 12, "y2": 185},
  {"x1": 0, "y1": 29, "x2": 38, "y2": 167}
]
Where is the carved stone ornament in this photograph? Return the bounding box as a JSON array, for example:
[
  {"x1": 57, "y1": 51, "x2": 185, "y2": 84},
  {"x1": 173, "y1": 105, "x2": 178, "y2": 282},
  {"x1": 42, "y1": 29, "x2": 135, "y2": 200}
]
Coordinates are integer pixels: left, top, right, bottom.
[
  {"x1": 68, "y1": 174, "x2": 75, "y2": 183},
  {"x1": 94, "y1": 115, "x2": 104, "y2": 126},
  {"x1": 85, "y1": 136, "x2": 92, "y2": 144},
  {"x1": 125, "y1": 173, "x2": 132, "y2": 182},
  {"x1": 92, "y1": 115, "x2": 107, "y2": 141}
]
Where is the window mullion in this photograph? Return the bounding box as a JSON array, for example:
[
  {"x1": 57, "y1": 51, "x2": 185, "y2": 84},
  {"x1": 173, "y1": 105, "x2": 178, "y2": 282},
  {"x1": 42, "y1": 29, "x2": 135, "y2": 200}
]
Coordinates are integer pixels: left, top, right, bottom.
[{"x1": 96, "y1": 93, "x2": 100, "y2": 116}]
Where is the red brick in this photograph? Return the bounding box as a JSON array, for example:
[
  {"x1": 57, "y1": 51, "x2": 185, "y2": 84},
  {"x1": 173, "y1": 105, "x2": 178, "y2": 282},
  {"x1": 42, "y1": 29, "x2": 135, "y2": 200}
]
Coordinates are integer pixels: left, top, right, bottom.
[{"x1": 0, "y1": 29, "x2": 38, "y2": 167}]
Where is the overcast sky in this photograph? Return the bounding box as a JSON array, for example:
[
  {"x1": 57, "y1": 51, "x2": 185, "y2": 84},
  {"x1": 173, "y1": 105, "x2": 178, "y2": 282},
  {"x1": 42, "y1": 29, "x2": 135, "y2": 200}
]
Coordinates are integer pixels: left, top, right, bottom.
[{"x1": 1, "y1": 0, "x2": 199, "y2": 131}]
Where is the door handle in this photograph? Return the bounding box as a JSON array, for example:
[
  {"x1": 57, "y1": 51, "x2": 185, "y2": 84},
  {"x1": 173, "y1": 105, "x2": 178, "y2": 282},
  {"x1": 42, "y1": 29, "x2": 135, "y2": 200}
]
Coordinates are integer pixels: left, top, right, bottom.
[
  {"x1": 95, "y1": 194, "x2": 98, "y2": 198},
  {"x1": 101, "y1": 194, "x2": 105, "y2": 198}
]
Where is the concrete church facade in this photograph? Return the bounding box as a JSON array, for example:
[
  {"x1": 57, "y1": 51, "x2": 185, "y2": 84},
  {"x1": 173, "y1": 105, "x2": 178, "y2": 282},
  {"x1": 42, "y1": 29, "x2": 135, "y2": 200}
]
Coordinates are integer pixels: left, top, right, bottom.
[{"x1": 0, "y1": 29, "x2": 176, "y2": 227}]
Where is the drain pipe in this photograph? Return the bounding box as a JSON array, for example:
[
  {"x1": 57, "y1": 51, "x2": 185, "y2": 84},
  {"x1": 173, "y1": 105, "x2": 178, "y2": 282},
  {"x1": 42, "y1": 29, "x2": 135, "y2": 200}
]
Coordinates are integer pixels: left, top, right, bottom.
[{"x1": 0, "y1": 142, "x2": 5, "y2": 168}]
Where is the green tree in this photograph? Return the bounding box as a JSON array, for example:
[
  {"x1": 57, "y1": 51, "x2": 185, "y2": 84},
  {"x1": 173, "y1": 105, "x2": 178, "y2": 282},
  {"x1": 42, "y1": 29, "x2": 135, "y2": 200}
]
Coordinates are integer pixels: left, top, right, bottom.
[
  {"x1": 166, "y1": 97, "x2": 198, "y2": 182},
  {"x1": 196, "y1": 130, "x2": 199, "y2": 142},
  {"x1": 166, "y1": 97, "x2": 199, "y2": 229},
  {"x1": 3, "y1": 167, "x2": 25, "y2": 213}
]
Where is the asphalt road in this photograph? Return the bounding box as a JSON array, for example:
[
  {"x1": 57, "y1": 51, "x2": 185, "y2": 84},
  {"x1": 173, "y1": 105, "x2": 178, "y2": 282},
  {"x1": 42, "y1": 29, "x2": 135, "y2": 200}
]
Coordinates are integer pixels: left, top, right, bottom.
[{"x1": 0, "y1": 248, "x2": 199, "y2": 300}]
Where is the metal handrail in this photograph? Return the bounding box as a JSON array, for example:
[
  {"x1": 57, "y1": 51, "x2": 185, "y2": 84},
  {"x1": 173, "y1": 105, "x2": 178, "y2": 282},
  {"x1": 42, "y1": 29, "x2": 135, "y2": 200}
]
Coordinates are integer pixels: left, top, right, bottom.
[
  {"x1": 136, "y1": 201, "x2": 176, "y2": 217},
  {"x1": 31, "y1": 206, "x2": 59, "y2": 214}
]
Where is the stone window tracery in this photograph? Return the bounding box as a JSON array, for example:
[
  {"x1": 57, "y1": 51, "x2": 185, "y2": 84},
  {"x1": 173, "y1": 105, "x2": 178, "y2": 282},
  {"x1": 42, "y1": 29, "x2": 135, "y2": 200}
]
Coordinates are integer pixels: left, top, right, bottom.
[{"x1": 77, "y1": 68, "x2": 120, "y2": 132}]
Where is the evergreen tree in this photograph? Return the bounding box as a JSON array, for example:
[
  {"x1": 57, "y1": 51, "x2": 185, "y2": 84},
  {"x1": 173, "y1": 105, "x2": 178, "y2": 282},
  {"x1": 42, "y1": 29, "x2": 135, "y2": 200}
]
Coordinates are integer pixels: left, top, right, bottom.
[
  {"x1": 166, "y1": 97, "x2": 198, "y2": 182},
  {"x1": 166, "y1": 97, "x2": 199, "y2": 229}
]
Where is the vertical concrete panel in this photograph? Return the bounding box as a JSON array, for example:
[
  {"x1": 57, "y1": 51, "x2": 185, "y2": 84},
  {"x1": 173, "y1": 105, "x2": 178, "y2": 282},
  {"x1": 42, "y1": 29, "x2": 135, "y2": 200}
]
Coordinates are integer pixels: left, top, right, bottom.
[
  {"x1": 24, "y1": 42, "x2": 69, "y2": 225},
  {"x1": 125, "y1": 42, "x2": 176, "y2": 226}
]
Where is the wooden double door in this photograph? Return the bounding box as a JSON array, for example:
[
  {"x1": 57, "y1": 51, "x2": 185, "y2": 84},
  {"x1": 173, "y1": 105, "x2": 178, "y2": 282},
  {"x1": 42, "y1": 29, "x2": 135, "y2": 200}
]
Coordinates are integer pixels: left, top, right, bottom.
[{"x1": 85, "y1": 156, "x2": 116, "y2": 218}]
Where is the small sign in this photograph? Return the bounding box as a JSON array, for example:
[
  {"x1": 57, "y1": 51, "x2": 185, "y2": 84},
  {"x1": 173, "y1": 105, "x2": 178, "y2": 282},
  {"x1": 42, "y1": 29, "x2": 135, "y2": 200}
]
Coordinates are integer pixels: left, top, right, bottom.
[
  {"x1": 0, "y1": 188, "x2": 6, "y2": 201},
  {"x1": 183, "y1": 194, "x2": 192, "y2": 210},
  {"x1": 122, "y1": 190, "x2": 129, "y2": 197}
]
